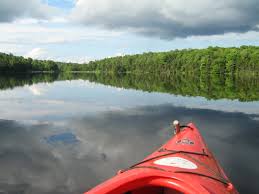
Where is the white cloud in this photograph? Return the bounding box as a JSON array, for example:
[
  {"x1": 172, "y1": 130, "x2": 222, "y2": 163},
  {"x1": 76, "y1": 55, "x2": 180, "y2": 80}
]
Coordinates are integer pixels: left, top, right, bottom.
[
  {"x1": 188, "y1": 31, "x2": 259, "y2": 41},
  {"x1": 25, "y1": 48, "x2": 48, "y2": 59},
  {"x1": 28, "y1": 85, "x2": 43, "y2": 96},
  {"x1": 57, "y1": 56, "x2": 91, "y2": 64},
  {"x1": 107, "y1": 52, "x2": 125, "y2": 58},
  {"x1": 0, "y1": 20, "x2": 122, "y2": 45},
  {"x1": 114, "y1": 52, "x2": 124, "y2": 57},
  {"x1": 0, "y1": 0, "x2": 59, "y2": 22},
  {"x1": 24, "y1": 47, "x2": 92, "y2": 63},
  {"x1": 71, "y1": 0, "x2": 259, "y2": 39},
  {"x1": 27, "y1": 84, "x2": 49, "y2": 96},
  {"x1": 0, "y1": 18, "x2": 123, "y2": 62}
]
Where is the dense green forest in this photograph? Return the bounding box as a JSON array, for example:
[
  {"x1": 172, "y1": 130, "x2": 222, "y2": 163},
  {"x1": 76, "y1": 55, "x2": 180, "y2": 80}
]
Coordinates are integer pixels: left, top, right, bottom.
[
  {"x1": 86, "y1": 46, "x2": 259, "y2": 75},
  {"x1": 0, "y1": 53, "x2": 76, "y2": 72},
  {"x1": 0, "y1": 73, "x2": 258, "y2": 101},
  {"x1": 0, "y1": 46, "x2": 259, "y2": 74},
  {"x1": 0, "y1": 46, "x2": 258, "y2": 101}
]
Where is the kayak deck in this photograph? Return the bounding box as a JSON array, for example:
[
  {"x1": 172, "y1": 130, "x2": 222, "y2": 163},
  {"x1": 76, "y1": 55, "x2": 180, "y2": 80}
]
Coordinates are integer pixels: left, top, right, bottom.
[{"x1": 85, "y1": 122, "x2": 238, "y2": 194}]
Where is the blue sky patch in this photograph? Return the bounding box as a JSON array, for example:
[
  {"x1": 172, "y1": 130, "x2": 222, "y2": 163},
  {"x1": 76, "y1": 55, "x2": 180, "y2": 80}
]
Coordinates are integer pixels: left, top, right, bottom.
[
  {"x1": 43, "y1": 0, "x2": 75, "y2": 10},
  {"x1": 45, "y1": 132, "x2": 79, "y2": 145}
]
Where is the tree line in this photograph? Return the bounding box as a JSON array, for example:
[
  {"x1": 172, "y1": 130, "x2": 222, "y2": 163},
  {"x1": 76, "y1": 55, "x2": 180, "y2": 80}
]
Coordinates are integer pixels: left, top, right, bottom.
[
  {"x1": 0, "y1": 53, "x2": 76, "y2": 72},
  {"x1": 0, "y1": 46, "x2": 258, "y2": 74},
  {"x1": 83, "y1": 46, "x2": 259, "y2": 75}
]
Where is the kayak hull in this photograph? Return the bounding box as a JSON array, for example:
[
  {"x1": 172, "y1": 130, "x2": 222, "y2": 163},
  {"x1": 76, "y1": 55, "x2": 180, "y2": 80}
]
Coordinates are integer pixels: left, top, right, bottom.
[{"x1": 85, "y1": 123, "x2": 239, "y2": 194}]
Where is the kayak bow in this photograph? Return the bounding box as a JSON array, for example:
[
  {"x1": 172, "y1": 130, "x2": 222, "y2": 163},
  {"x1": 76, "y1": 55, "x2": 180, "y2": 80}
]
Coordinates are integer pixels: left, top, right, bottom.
[{"x1": 85, "y1": 121, "x2": 239, "y2": 194}]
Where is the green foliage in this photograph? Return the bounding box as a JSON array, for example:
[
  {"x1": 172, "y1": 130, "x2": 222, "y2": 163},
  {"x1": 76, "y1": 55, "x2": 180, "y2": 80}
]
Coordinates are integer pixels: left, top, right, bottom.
[
  {"x1": 83, "y1": 46, "x2": 259, "y2": 76},
  {"x1": 0, "y1": 46, "x2": 258, "y2": 75},
  {"x1": 0, "y1": 53, "x2": 78, "y2": 73}
]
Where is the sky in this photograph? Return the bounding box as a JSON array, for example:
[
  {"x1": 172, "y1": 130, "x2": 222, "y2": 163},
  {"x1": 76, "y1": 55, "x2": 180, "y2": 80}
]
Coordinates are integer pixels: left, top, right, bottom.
[{"x1": 0, "y1": 0, "x2": 259, "y2": 63}]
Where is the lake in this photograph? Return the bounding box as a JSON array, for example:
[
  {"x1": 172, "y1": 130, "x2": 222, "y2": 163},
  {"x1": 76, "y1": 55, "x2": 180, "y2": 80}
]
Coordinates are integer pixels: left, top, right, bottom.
[{"x1": 0, "y1": 73, "x2": 258, "y2": 194}]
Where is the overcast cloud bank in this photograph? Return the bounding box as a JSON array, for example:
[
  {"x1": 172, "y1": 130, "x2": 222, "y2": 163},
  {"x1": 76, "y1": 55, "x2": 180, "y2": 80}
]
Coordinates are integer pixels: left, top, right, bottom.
[
  {"x1": 71, "y1": 0, "x2": 259, "y2": 39},
  {"x1": 0, "y1": 0, "x2": 58, "y2": 22}
]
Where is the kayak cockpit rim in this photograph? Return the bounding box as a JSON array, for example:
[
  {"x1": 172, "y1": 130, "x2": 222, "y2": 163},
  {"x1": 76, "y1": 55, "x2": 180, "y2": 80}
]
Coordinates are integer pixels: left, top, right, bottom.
[{"x1": 102, "y1": 176, "x2": 205, "y2": 194}]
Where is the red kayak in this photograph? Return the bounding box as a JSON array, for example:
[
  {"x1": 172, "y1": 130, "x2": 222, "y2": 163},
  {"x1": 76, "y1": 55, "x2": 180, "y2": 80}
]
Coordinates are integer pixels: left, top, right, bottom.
[{"x1": 85, "y1": 121, "x2": 239, "y2": 194}]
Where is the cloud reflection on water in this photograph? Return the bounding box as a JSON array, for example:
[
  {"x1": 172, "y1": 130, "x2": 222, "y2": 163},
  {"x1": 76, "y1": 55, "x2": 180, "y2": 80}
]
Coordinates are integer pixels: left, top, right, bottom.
[
  {"x1": 0, "y1": 80, "x2": 259, "y2": 123},
  {"x1": 0, "y1": 104, "x2": 258, "y2": 193}
]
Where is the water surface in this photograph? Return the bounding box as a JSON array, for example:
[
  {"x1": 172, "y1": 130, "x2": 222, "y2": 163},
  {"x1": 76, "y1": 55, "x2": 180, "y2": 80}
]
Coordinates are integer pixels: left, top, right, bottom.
[{"x1": 0, "y1": 76, "x2": 258, "y2": 193}]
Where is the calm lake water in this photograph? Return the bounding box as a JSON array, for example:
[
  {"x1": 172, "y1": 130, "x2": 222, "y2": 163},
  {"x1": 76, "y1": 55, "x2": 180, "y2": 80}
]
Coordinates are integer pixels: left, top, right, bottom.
[{"x1": 0, "y1": 74, "x2": 258, "y2": 194}]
